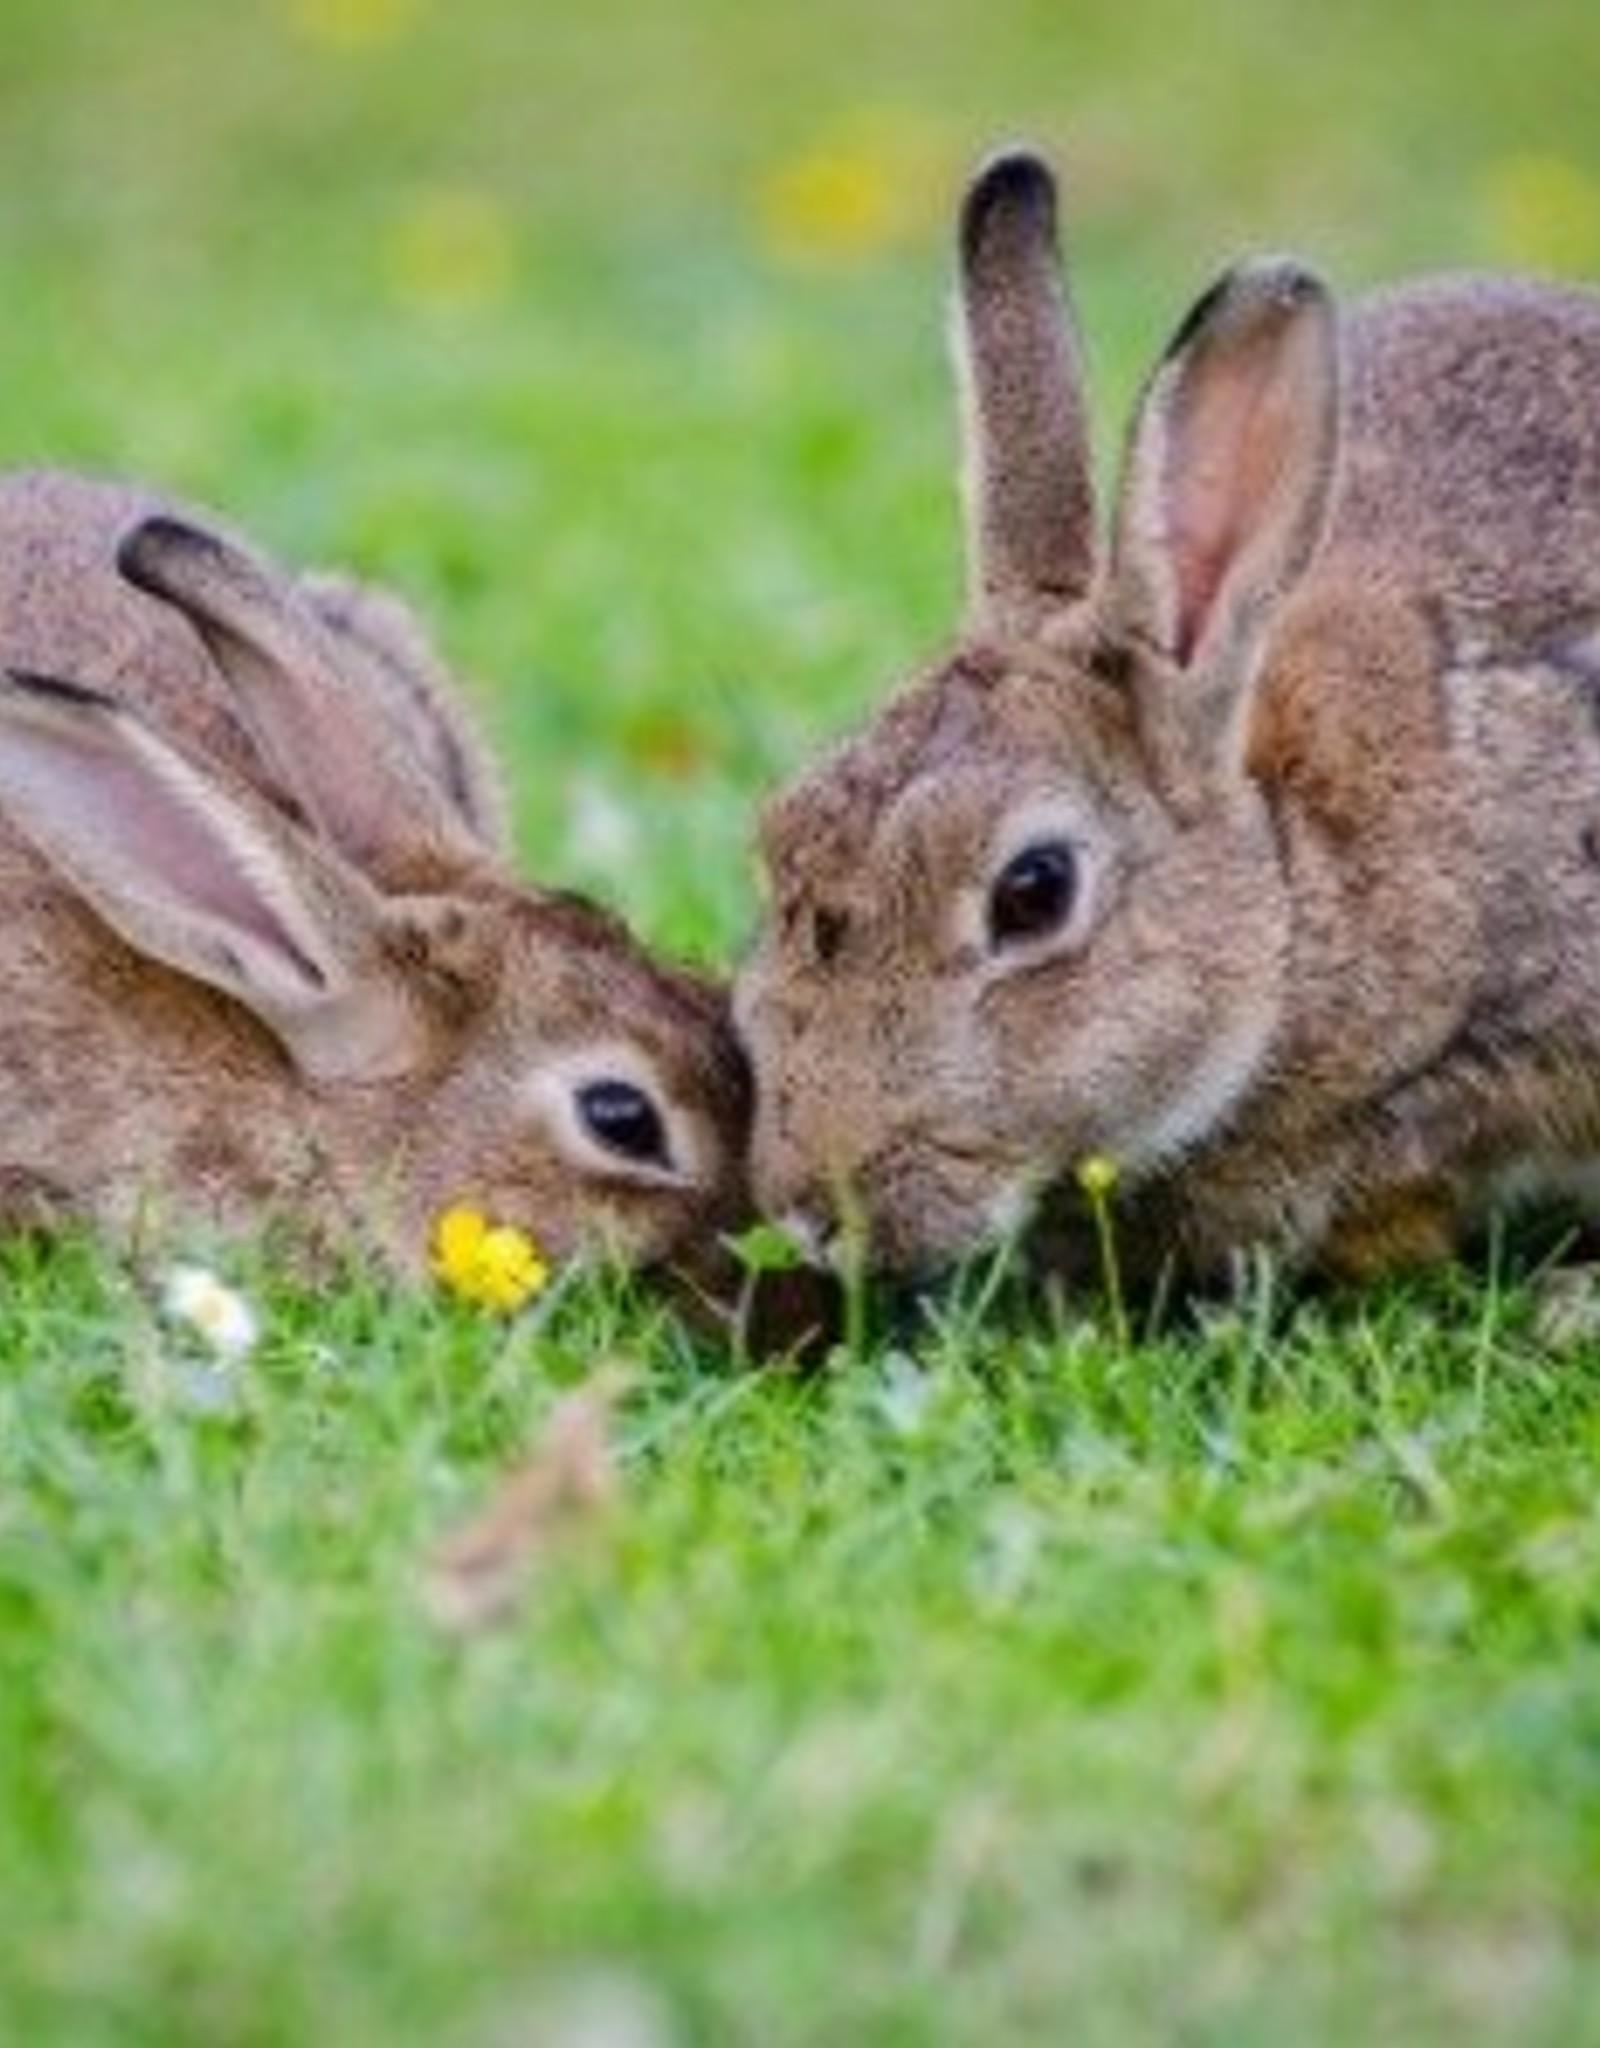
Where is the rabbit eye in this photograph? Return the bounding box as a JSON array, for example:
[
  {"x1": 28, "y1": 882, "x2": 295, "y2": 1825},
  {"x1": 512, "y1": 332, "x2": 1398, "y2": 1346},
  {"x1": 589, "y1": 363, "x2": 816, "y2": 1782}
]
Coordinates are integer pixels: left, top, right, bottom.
[
  {"x1": 988, "y1": 839, "x2": 1079, "y2": 949},
  {"x1": 576, "y1": 1079, "x2": 672, "y2": 1170}
]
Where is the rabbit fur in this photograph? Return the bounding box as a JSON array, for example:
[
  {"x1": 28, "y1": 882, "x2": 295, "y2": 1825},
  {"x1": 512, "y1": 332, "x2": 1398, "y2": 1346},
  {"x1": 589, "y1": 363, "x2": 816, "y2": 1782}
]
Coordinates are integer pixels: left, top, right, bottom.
[
  {"x1": 0, "y1": 471, "x2": 748, "y2": 1278},
  {"x1": 737, "y1": 151, "x2": 1600, "y2": 1286}
]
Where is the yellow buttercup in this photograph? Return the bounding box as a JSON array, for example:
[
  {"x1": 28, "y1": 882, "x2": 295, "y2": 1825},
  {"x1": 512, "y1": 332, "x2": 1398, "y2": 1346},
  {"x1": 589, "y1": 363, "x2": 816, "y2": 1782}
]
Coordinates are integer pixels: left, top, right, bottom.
[{"x1": 432, "y1": 1206, "x2": 551, "y2": 1316}]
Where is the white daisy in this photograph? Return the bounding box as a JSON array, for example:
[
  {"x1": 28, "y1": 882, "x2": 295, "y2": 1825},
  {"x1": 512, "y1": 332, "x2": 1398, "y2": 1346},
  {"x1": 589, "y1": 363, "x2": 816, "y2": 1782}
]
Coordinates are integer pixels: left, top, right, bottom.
[{"x1": 161, "y1": 1265, "x2": 260, "y2": 1362}]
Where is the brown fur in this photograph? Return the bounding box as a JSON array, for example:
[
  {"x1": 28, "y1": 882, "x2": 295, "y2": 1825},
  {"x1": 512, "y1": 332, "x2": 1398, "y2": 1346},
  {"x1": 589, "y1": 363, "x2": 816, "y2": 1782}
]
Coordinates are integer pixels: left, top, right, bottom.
[
  {"x1": 0, "y1": 474, "x2": 749, "y2": 1279},
  {"x1": 0, "y1": 471, "x2": 508, "y2": 857},
  {"x1": 737, "y1": 150, "x2": 1600, "y2": 1284}
]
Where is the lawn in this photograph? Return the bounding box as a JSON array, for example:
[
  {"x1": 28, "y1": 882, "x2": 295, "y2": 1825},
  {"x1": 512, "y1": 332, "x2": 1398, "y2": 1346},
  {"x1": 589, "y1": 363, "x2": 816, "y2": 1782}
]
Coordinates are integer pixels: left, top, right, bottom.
[{"x1": 4, "y1": 2, "x2": 1600, "y2": 2042}]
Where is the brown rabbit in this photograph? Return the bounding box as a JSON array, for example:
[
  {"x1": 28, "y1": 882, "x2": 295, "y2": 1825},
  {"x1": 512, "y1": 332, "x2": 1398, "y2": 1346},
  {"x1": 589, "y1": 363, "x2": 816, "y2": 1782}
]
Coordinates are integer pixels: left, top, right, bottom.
[
  {"x1": 0, "y1": 476, "x2": 749, "y2": 1280},
  {"x1": 736, "y1": 149, "x2": 1600, "y2": 1288}
]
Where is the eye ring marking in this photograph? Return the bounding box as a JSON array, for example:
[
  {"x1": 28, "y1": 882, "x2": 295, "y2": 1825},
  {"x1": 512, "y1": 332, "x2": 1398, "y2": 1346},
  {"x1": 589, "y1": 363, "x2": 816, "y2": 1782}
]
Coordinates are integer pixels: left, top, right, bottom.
[{"x1": 987, "y1": 838, "x2": 1080, "y2": 950}]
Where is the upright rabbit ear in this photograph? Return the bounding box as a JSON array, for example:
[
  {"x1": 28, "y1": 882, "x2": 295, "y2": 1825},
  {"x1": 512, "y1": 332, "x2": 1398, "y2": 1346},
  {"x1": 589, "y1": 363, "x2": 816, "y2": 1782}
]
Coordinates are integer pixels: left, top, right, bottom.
[
  {"x1": 1108, "y1": 259, "x2": 1342, "y2": 775},
  {"x1": 0, "y1": 669, "x2": 428, "y2": 1081},
  {"x1": 957, "y1": 149, "x2": 1096, "y2": 630},
  {"x1": 117, "y1": 516, "x2": 479, "y2": 881}
]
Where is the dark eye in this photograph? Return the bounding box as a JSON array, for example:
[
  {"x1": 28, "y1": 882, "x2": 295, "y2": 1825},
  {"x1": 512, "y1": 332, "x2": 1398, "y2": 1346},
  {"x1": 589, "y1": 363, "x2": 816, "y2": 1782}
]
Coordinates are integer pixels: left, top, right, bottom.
[
  {"x1": 987, "y1": 839, "x2": 1079, "y2": 949},
  {"x1": 576, "y1": 1080, "x2": 672, "y2": 1170}
]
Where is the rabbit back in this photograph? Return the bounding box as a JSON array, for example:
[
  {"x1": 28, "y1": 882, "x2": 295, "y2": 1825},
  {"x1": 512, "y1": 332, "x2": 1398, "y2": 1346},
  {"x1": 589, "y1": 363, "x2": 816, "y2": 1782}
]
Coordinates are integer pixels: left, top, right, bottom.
[
  {"x1": 1335, "y1": 277, "x2": 1600, "y2": 647},
  {"x1": 0, "y1": 472, "x2": 279, "y2": 792}
]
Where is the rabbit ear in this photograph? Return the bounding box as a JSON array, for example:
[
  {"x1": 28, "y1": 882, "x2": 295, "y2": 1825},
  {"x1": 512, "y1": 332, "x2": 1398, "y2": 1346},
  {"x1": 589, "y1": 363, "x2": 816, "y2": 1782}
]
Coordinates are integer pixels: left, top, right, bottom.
[
  {"x1": 956, "y1": 150, "x2": 1097, "y2": 629},
  {"x1": 297, "y1": 569, "x2": 510, "y2": 854},
  {"x1": 1107, "y1": 259, "x2": 1341, "y2": 771},
  {"x1": 117, "y1": 515, "x2": 478, "y2": 878},
  {"x1": 0, "y1": 669, "x2": 428, "y2": 1081}
]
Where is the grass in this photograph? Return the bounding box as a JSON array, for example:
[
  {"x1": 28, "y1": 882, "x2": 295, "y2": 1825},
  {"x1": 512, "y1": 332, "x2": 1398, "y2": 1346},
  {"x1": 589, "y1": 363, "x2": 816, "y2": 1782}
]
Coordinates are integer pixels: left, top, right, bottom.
[{"x1": 4, "y1": 2, "x2": 1600, "y2": 2041}]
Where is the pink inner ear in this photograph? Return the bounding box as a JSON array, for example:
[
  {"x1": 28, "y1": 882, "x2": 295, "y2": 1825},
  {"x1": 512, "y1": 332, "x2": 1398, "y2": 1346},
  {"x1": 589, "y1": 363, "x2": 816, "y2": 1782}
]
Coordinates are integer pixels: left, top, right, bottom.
[
  {"x1": 7, "y1": 726, "x2": 321, "y2": 983},
  {"x1": 1164, "y1": 338, "x2": 1292, "y2": 667},
  {"x1": 1167, "y1": 504, "x2": 1230, "y2": 668}
]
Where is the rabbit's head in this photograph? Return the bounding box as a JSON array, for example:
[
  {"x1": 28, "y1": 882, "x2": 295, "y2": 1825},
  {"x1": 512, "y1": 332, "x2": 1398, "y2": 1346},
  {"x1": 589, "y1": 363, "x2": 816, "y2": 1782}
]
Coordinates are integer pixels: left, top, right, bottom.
[
  {"x1": 368, "y1": 879, "x2": 752, "y2": 1275},
  {"x1": 737, "y1": 152, "x2": 1344, "y2": 1273},
  {"x1": 0, "y1": 517, "x2": 750, "y2": 1279}
]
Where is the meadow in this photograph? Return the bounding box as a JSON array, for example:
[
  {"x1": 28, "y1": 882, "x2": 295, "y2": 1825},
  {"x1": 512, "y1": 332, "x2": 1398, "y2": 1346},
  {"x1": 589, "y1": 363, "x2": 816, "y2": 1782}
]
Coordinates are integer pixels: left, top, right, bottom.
[{"x1": 4, "y1": 1, "x2": 1600, "y2": 2041}]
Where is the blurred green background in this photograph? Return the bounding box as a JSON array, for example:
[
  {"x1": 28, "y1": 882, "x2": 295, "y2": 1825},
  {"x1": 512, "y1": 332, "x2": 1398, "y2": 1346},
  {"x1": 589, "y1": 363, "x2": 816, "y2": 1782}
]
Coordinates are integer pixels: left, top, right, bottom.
[
  {"x1": 1, "y1": 0, "x2": 1598, "y2": 957},
  {"x1": 7, "y1": 13, "x2": 1600, "y2": 2044}
]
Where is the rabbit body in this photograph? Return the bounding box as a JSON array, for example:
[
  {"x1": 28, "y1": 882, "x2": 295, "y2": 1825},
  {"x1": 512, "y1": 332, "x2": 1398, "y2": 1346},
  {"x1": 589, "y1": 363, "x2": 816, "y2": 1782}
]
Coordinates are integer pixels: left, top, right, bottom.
[
  {"x1": 1160, "y1": 277, "x2": 1600, "y2": 1277},
  {"x1": 739, "y1": 156, "x2": 1600, "y2": 1284},
  {"x1": 0, "y1": 473, "x2": 747, "y2": 1274}
]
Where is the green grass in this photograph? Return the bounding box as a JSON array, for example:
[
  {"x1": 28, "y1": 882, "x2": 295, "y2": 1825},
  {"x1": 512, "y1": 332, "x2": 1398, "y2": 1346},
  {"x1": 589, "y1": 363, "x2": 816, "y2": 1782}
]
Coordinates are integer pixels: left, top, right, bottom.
[{"x1": 5, "y1": 2, "x2": 1600, "y2": 2042}]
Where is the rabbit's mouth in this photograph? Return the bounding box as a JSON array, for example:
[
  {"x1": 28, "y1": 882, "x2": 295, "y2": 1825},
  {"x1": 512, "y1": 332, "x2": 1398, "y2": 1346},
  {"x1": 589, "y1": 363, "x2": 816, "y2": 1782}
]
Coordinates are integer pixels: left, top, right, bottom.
[{"x1": 759, "y1": 1135, "x2": 1044, "y2": 1285}]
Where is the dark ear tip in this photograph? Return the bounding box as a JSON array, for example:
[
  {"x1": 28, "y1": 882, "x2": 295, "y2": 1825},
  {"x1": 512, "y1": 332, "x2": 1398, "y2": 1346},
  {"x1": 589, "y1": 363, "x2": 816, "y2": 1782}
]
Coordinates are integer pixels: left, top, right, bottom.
[
  {"x1": 1237, "y1": 255, "x2": 1332, "y2": 309},
  {"x1": 960, "y1": 146, "x2": 1059, "y2": 264},
  {"x1": 116, "y1": 513, "x2": 220, "y2": 594},
  {"x1": 1163, "y1": 256, "x2": 1333, "y2": 362}
]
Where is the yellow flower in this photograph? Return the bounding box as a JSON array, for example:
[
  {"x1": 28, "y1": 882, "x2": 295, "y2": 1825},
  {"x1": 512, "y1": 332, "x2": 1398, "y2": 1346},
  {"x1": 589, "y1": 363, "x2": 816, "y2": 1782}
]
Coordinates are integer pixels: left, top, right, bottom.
[
  {"x1": 432, "y1": 1205, "x2": 551, "y2": 1315},
  {"x1": 755, "y1": 111, "x2": 953, "y2": 269},
  {"x1": 384, "y1": 186, "x2": 518, "y2": 318},
  {"x1": 1075, "y1": 1154, "x2": 1121, "y2": 1202},
  {"x1": 1478, "y1": 154, "x2": 1600, "y2": 276},
  {"x1": 759, "y1": 149, "x2": 902, "y2": 267},
  {"x1": 285, "y1": 0, "x2": 418, "y2": 54},
  {"x1": 1075, "y1": 1155, "x2": 1129, "y2": 1349}
]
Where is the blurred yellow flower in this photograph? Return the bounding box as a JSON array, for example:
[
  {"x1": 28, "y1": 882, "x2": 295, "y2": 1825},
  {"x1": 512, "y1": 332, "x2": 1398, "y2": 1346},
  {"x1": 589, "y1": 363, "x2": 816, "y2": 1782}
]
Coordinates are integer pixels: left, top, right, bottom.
[
  {"x1": 1479, "y1": 154, "x2": 1600, "y2": 276},
  {"x1": 756, "y1": 111, "x2": 952, "y2": 268},
  {"x1": 624, "y1": 711, "x2": 711, "y2": 780},
  {"x1": 285, "y1": 0, "x2": 418, "y2": 53},
  {"x1": 433, "y1": 1204, "x2": 550, "y2": 1315},
  {"x1": 1075, "y1": 1154, "x2": 1121, "y2": 1203},
  {"x1": 760, "y1": 149, "x2": 901, "y2": 266},
  {"x1": 384, "y1": 187, "x2": 517, "y2": 317}
]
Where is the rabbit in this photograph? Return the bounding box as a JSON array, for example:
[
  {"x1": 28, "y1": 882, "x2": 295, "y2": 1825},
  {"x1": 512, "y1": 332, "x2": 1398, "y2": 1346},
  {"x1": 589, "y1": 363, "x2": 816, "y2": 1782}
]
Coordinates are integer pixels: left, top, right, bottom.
[
  {"x1": 734, "y1": 147, "x2": 1600, "y2": 1290},
  {"x1": 0, "y1": 476, "x2": 751, "y2": 1284}
]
